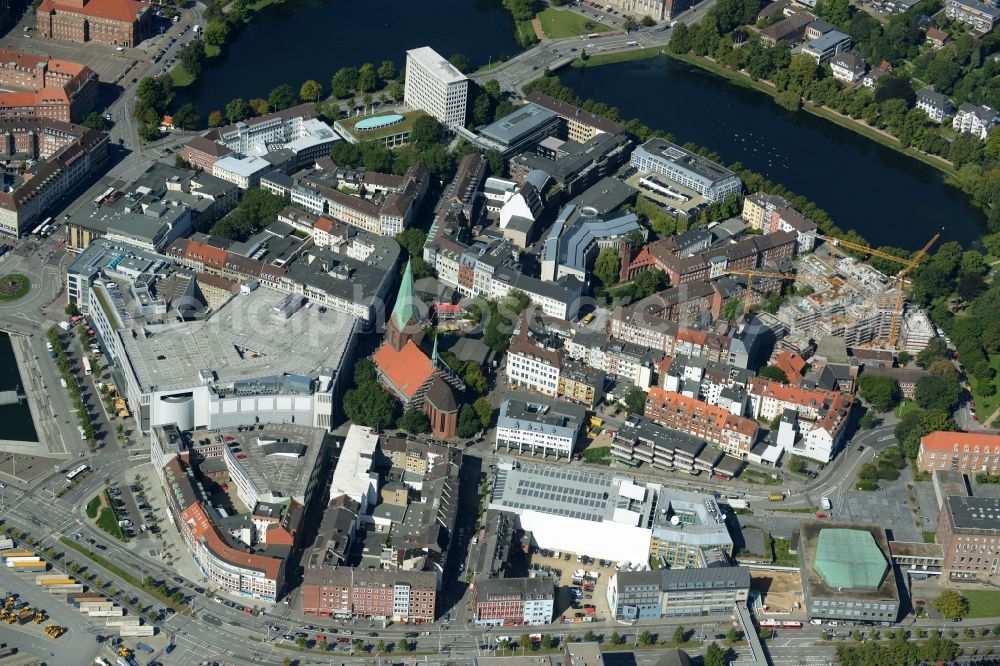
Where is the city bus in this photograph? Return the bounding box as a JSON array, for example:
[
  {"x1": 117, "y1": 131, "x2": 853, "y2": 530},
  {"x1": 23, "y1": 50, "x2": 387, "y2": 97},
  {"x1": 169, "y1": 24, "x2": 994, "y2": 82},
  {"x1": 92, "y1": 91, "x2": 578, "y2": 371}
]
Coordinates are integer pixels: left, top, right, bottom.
[
  {"x1": 30, "y1": 221, "x2": 46, "y2": 236},
  {"x1": 66, "y1": 464, "x2": 89, "y2": 481},
  {"x1": 82, "y1": 357, "x2": 92, "y2": 376}
]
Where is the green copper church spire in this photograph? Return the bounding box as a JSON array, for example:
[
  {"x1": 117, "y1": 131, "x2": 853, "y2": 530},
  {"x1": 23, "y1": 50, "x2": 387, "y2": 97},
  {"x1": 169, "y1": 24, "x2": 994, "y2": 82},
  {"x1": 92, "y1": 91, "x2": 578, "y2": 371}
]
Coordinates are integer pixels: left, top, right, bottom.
[
  {"x1": 390, "y1": 258, "x2": 420, "y2": 329},
  {"x1": 431, "y1": 333, "x2": 439, "y2": 366}
]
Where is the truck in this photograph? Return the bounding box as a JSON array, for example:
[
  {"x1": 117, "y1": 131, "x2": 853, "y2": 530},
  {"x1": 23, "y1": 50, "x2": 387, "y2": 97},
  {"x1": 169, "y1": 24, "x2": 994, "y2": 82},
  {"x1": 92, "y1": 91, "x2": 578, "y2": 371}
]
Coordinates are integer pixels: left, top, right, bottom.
[
  {"x1": 136, "y1": 642, "x2": 153, "y2": 655},
  {"x1": 724, "y1": 497, "x2": 750, "y2": 509},
  {"x1": 820, "y1": 497, "x2": 832, "y2": 511},
  {"x1": 58, "y1": 321, "x2": 70, "y2": 331}
]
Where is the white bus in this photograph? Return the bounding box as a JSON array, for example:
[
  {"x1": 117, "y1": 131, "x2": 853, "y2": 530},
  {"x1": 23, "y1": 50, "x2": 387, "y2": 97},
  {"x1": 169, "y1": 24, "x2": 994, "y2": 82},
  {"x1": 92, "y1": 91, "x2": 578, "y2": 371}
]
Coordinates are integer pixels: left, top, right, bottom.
[
  {"x1": 66, "y1": 464, "x2": 88, "y2": 481},
  {"x1": 82, "y1": 357, "x2": 92, "y2": 376},
  {"x1": 30, "y1": 221, "x2": 46, "y2": 236}
]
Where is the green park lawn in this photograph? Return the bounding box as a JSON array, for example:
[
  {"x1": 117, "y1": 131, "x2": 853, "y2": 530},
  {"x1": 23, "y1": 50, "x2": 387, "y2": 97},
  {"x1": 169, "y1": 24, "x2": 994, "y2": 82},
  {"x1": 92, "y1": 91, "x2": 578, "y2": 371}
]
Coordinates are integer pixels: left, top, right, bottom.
[
  {"x1": 964, "y1": 590, "x2": 1000, "y2": 618},
  {"x1": 968, "y1": 354, "x2": 1000, "y2": 422},
  {"x1": 537, "y1": 8, "x2": 610, "y2": 39},
  {"x1": 95, "y1": 506, "x2": 126, "y2": 541}
]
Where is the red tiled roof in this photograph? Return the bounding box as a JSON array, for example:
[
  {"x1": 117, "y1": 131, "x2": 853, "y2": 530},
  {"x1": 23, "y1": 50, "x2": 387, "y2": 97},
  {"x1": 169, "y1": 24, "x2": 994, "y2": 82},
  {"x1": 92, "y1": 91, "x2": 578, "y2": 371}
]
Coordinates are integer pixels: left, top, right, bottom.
[
  {"x1": 646, "y1": 387, "x2": 758, "y2": 438},
  {"x1": 373, "y1": 340, "x2": 434, "y2": 400},
  {"x1": 182, "y1": 502, "x2": 282, "y2": 580},
  {"x1": 183, "y1": 239, "x2": 228, "y2": 270},
  {"x1": 37, "y1": 0, "x2": 150, "y2": 24},
  {"x1": 774, "y1": 350, "x2": 807, "y2": 383},
  {"x1": 921, "y1": 431, "x2": 1000, "y2": 453}
]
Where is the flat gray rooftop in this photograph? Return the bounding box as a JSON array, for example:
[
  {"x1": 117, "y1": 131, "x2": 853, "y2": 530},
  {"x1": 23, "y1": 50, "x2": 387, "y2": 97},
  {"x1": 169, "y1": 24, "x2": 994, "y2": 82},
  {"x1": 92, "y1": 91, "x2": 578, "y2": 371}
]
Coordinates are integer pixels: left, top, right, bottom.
[
  {"x1": 193, "y1": 422, "x2": 326, "y2": 504},
  {"x1": 119, "y1": 287, "x2": 356, "y2": 393}
]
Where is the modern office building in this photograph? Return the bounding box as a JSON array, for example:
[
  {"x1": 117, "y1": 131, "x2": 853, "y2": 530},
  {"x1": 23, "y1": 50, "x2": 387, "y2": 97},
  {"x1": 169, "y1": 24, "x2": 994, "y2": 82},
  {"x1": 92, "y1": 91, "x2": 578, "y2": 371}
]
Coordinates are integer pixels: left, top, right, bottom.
[
  {"x1": 472, "y1": 576, "x2": 555, "y2": 626},
  {"x1": 494, "y1": 392, "x2": 586, "y2": 460},
  {"x1": 799, "y1": 520, "x2": 900, "y2": 622},
  {"x1": 478, "y1": 103, "x2": 561, "y2": 156},
  {"x1": 935, "y1": 496, "x2": 1000, "y2": 582},
  {"x1": 404, "y1": 46, "x2": 469, "y2": 127},
  {"x1": 523, "y1": 92, "x2": 626, "y2": 143},
  {"x1": 917, "y1": 431, "x2": 1000, "y2": 475},
  {"x1": 607, "y1": 567, "x2": 751, "y2": 620},
  {"x1": 800, "y1": 30, "x2": 852, "y2": 63},
  {"x1": 630, "y1": 138, "x2": 742, "y2": 202}
]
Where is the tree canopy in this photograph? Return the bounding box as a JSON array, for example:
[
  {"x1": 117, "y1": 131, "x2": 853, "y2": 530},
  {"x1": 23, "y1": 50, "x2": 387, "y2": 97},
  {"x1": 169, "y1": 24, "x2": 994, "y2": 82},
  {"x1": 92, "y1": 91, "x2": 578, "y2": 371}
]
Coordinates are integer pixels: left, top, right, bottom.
[
  {"x1": 210, "y1": 188, "x2": 288, "y2": 240},
  {"x1": 857, "y1": 374, "x2": 900, "y2": 412}
]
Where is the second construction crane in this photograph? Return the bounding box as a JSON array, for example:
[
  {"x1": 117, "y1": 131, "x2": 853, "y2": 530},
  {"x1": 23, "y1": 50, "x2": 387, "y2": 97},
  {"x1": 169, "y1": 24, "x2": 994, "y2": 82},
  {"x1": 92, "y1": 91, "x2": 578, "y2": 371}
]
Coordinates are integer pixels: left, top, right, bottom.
[{"x1": 818, "y1": 233, "x2": 940, "y2": 348}]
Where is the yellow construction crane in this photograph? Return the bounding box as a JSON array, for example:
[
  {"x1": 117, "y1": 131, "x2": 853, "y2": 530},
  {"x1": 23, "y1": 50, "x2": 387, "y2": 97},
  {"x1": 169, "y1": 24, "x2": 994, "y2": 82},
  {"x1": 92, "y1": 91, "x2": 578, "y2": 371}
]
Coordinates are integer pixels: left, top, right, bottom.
[
  {"x1": 723, "y1": 269, "x2": 812, "y2": 313},
  {"x1": 818, "y1": 233, "x2": 940, "y2": 348}
]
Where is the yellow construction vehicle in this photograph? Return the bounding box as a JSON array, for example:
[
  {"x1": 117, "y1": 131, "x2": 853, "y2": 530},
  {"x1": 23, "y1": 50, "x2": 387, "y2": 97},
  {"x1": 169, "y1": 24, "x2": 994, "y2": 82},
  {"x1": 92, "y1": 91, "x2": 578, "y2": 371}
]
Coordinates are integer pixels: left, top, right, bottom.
[
  {"x1": 817, "y1": 233, "x2": 939, "y2": 348},
  {"x1": 117, "y1": 646, "x2": 133, "y2": 658},
  {"x1": 43, "y1": 624, "x2": 65, "y2": 639},
  {"x1": 32, "y1": 610, "x2": 46, "y2": 623},
  {"x1": 4, "y1": 596, "x2": 15, "y2": 608}
]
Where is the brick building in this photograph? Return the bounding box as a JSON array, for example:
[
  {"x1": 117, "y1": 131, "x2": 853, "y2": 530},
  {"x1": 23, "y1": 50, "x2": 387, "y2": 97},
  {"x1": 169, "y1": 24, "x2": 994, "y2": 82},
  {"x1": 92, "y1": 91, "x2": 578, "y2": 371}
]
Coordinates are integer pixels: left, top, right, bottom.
[
  {"x1": 301, "y1": 567, "x2": 437, "y2": 621},
  {"x1": 472, "y1": 576, "x2": 555, "y2": 626},
  {"x1": 935, "y1": 496, "x2": 1000, "y2": 582},
  {"x1": 917, "y1": 431, "x2": 1000, "y2": 475},
  {"x1": 37, "y1": 0, "x2": 151, "y2": 46},
  {"x1": 644, "y1": 387, "x2": 759, "y2": 458},
  {"x1": 0, "y1": 50, "x2": 97, "y2": 122}
]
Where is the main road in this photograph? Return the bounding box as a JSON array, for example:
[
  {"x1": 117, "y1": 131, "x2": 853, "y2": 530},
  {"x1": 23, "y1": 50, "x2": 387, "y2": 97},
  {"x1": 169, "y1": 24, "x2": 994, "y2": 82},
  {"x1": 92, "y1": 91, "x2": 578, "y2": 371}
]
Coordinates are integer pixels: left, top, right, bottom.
[{"x1": 469, "y1": 1, "x2": 719, "y2": 93}]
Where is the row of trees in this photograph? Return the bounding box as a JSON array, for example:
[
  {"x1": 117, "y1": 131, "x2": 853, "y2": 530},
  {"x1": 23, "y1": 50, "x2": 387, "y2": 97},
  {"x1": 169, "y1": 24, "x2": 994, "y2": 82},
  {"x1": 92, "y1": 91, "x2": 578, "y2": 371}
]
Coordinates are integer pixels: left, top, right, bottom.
[
  {"x1": 668, "y1": 0, "x2": 1000, "y2": 230},
  {"x1": 522, "y1": 73, "x2": 868, "y2": 251}
]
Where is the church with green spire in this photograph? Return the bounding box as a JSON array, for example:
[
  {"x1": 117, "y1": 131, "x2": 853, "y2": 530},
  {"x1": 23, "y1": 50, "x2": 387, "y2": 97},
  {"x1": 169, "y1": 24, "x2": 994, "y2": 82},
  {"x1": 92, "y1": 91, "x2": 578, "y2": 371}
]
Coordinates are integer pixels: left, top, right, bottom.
[{"x1": 372, "y1": 258, "x2": 464, "y2": 438}]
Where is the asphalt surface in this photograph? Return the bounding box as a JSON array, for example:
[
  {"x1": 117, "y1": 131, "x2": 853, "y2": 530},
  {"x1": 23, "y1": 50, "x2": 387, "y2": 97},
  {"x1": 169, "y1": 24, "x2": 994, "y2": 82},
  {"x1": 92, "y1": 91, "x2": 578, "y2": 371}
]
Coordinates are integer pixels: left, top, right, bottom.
[{"x1": 470, "y1": 1, "x2": 719, "y2": 93}]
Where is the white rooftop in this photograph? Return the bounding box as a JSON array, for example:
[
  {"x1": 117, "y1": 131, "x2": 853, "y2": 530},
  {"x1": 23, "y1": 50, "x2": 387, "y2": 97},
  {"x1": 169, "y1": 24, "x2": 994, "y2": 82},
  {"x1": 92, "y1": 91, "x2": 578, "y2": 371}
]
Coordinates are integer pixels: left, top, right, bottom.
[
  {"x1": 329, "y1": 424, "x2": 379, "y2": 505},
  {"x1": 117, "y1": 287, "x2": 356, "y2": 393},
  {"x1": 214, "y1": 154, "x2": 272, "y2": 178},
  {"x1": 407, "y1": 46, "x2": 468, "y2": 85}
]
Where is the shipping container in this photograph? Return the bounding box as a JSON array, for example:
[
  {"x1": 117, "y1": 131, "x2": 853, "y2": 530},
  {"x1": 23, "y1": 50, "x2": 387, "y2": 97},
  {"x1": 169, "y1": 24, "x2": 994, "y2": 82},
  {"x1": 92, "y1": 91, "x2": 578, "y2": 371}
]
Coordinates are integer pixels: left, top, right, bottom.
[
  {"x1": 47, "y1": 584, "x2": 84, "y2": 594},
  {"x1": 36, "y1": 575, "x2": 75, "y2": 585},
  {"x1": 117, "y1": 624, "x2": 155, "y2": 637},
  {"x1": 88, "y1": 608, "x2": 125, "y2": 617},
  {"x1": 104, "y1": 617, "x2": 141, "y2": 626}
]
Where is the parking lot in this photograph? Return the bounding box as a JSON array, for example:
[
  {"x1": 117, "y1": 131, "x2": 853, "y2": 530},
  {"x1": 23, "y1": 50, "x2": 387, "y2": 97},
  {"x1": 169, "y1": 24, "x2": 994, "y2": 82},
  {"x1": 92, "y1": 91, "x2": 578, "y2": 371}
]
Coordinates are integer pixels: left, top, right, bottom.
[
  {"x1": 526, "y1": 549, "x2": 616, "y2": 622},
  {"x1": 624, "y1": 170, "x2": 709, "y2": 218}
]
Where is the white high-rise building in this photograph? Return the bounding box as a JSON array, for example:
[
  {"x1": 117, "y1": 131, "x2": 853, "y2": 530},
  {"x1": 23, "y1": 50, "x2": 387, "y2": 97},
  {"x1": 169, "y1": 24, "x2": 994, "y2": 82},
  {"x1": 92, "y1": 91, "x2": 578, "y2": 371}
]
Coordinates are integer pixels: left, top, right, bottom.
[{"x1": 404, "y1": 46, "x2": 468, "y2": 127}]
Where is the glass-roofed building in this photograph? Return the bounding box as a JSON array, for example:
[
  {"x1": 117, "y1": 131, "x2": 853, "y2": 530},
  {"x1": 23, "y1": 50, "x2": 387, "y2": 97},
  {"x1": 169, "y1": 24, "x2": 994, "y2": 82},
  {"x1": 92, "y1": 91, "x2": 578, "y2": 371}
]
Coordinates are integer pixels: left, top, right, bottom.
[{"x1": 799, "y1": 520, "x2": 901, "y2": 622}]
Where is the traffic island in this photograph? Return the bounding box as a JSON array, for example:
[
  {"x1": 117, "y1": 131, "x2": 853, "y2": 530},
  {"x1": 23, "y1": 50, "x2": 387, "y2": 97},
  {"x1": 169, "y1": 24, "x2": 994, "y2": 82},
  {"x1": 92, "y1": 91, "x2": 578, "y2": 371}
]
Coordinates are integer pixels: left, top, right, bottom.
[{"x1": 0, "y1": 274, "x2": 29, "y2": 301}]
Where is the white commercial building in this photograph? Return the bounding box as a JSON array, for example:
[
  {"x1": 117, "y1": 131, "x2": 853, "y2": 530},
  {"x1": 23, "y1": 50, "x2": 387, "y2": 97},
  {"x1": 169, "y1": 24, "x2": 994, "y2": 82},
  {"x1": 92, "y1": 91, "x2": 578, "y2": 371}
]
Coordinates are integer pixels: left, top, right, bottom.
[
  {"x1": 630, "y1": 139, "x2": 742, "y2": 203},
  {"x1": 404, "y1": 46, "x2": 469, "y2": 127},
  {"x1": 329, "y1": 424, "x2": 380, "y2": 512},
  {"x1": 488, "y1": 459, "x2": 657, "y2": 563},
  {"x1": 212, "y1": 155, "x2": 273, "y2": 190},
  {"x1": 495, "y1": 393, "x2": 586, "y2": 460},
  {"x1": 87, "y1": 281, "x2": 357, "y2": 435}
]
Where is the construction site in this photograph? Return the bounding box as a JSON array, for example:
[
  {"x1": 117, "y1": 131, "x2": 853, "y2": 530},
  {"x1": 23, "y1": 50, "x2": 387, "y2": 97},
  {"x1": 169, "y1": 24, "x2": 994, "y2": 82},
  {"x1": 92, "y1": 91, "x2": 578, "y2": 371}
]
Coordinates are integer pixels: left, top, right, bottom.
[{"x1": 759, "y1": 237, "x2": 938, "y2": 354}]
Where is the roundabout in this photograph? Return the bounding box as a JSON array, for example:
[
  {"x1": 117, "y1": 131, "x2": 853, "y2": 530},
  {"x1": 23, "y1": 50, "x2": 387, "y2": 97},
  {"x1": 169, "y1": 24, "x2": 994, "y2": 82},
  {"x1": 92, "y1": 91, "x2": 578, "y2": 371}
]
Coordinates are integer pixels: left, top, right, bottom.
[{"x1": 0, "y1": 274, "x2": 29, "y2": 302}]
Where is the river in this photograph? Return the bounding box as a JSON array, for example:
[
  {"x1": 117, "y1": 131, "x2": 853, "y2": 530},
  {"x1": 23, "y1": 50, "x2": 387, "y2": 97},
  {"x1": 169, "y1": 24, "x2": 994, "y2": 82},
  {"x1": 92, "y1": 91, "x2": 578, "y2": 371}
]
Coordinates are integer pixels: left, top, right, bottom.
[
  {"x1": 0, "y1": 332, "x2": 38, "y2": 443},
  {"x1": 179, "y1": 0, "x2": 523, "y2": 115},
  {"x1": 558, "y1": 56, "x2": 983, "y2": 249}
]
